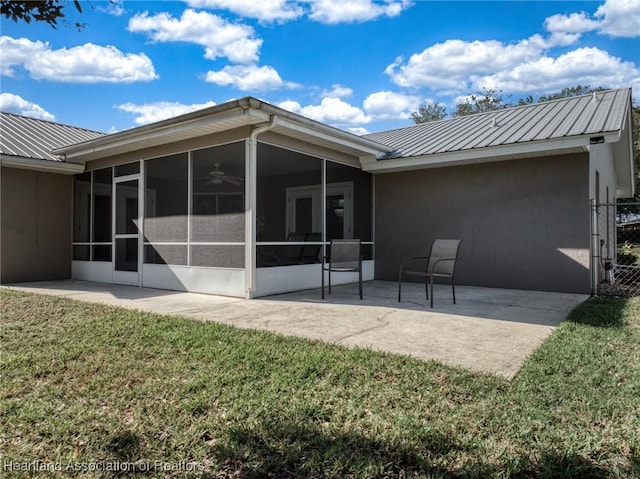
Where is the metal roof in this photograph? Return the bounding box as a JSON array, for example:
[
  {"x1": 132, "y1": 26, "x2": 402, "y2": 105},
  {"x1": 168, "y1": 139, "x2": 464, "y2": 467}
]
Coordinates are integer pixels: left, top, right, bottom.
[
  {"x1": 365, "y1": 88, "x2": 632, "y2": 160},
  {"x1": 0, "y1": 112, "x2": 104, "y2": 162}
]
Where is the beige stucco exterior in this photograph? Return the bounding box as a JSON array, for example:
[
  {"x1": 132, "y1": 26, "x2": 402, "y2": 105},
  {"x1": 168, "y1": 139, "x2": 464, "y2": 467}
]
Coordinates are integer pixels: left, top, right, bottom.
[
  {"x1": 1, "y1": 166, "x2": 72, "y2": 283},
  {"x1": 374, "y1": 153, "x2": 592, "y2": 293}
]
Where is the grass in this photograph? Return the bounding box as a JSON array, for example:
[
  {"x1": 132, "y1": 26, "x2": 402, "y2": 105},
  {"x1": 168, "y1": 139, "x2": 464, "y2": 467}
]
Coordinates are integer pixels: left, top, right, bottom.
[{"x1": 1, "y1": 290, "x2": 639, "y2": 478}]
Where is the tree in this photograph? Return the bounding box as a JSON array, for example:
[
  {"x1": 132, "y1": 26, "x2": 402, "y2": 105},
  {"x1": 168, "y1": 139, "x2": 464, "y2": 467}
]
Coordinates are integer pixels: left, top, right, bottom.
[
  {"x1": 411, "y1": 88, "x2": 512, "y2": 123},
  {"x1": 1, "y1": 0, "x2": 83, "y2": 29},
  {"x1": 411, "y1": 102, "x2": 447, "y2": 123},
  {"x1": 452, "y1": 88, "x2": 511, "y2": 117},
  {"x1": 538, "y1": 85, "x2": 605, "y2": 103}
]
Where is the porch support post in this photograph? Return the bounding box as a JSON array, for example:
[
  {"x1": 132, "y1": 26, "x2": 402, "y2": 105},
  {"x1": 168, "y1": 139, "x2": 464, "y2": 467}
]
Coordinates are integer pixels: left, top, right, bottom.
[{"x1": 245, "y1": 116, "x2": 277, "y2": 299}]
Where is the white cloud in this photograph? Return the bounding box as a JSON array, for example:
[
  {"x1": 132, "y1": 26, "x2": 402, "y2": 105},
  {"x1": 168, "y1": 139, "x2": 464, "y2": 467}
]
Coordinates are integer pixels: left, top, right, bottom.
[
  {"x1": 277, "y1": 100, "x2": 303, "y2": 114},
  {"x1": 116, "y1": 100, "x2": 217, "y2": 125},
  {"x1": 98, "y1": 0, "x2": 125, "y2": 16},
  {"x1": 544, "y1": 0, "x2": 640, "y2": 39},
  {"x1": 544, "y1": 12, "x2": 600, "y2": 35},
  {"x1": 323, "y1": 84, "x2": 354, "y2": 98},
  {"x1": 204, "y1": 64, "x2": 299, "y2": 91},
  {"x1": 298, "y1": 97, "x2": 370, "y2": 125},
  {"x1": 128, "y1": 9, "x2": 262, "y2": 64},
  {"x1": 478, "y1": 47, "x2": 640, "y2": 94},
  {"x1": 0, "y1": 93, "x2": 55, "y2": 121},
  {"x1": 186, "y1": 0, "x2": 414, "y2": 24},
  {"x1": 386, "y1": 1, "x2": 640, "y2": 97},
  {"x1": 348, "y1": 126, "x2": 370, "y2": 135},
  {"x1": 363, "y1": 91, "x2": 421, "y2": 120},
  {"x1": 185, "y1": 0, "x2": 303, "y2": 23},
  {"x1": 595, "y1": 0, "x2": 640, "y2": 37},
  {"x1": 0, "y1": 36, "x2": 157, "y2": 83},
  {"x1": 385, "y1": 37, "x2": 546, "y2": 91},
  {"x1": 278, "y1": 90, "x2": 422, "y2": 128},
  {"x1": 306, "y1": 0, "x2": 412, "y2": 24}
]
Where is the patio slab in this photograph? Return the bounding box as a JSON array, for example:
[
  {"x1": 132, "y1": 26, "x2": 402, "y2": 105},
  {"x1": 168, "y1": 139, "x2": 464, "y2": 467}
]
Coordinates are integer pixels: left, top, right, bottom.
[{"x1": 2, "y1": 280, "x2": 588, "y2": 378}]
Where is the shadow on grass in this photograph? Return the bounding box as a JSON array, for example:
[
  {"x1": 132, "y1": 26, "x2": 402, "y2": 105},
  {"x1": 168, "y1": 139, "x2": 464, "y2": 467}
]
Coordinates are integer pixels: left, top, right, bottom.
[
  {"x1": 214, "y1": 420, "x2": 457, "y2": 478},
  {"x1": 567, "y1": 297, "x2": 629, "y2": 328},
  {"x1": 212, "y1": 420, "x2": 620, "y2": 479},
  {"x1": 104, "y1": 430, "x2": 153, "y2": 477},
  {"x1": 515, "y1": 452, "x2": 613, "y2": 479}
]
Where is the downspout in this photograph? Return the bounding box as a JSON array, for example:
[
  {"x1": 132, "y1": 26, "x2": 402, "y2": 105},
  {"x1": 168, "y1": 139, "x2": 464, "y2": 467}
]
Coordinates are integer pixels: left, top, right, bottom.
[{"x1": 245, "y1": 115, "x2": 277, "y2": 298}]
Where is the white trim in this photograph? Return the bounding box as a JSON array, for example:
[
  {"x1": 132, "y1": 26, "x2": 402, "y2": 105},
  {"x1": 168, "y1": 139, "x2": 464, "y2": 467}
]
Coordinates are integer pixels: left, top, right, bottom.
[
  {"x1": 55, "y1": 99, "x2": 390, "y2": 162},
  {"x1": 57, "y1": 106, "x2": 267, "y2": 160},
  {"x1": 114, "y1": 172, "x2": 139, "y2": 182},
  {"x1": 0, "y1": 155, "x2": 84, "y2": 174},
  {"x1": 138, "y1": 161, "x2": 144, "y2": 286},
  {"x1": 72, "y1": 260, "x2": 113, "y2": 283},
  {"x1": 142, "y1": 264, "x2": 245, "y2": 297},
  {"x1": 286, "y1": 185, "x2": 322, "y2": 235},
  {"x1": 254, "y1": 260, "x2": 374, "y2": 297},
  {"x1": 361, "y1": 135, "x2": 620, "y2": 173},
  {"x1": 112, "y1": 171, "x2": 141, "y2": 285},
  {"x1": 272, "y1": 116, "x2": 388, "y2": 156},
  {"x1": 187, "y1": 151, "x2": 193, "y2": 266},
  {"x1": 246, "y1": 117, "x2": 277, "y2": 298}
]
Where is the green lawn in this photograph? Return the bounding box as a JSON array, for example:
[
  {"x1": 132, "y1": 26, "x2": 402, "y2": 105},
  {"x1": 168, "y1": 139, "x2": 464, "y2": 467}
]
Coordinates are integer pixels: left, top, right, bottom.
[{"x1": 1, "y1": 289, "x2": 639, "y2": 478}]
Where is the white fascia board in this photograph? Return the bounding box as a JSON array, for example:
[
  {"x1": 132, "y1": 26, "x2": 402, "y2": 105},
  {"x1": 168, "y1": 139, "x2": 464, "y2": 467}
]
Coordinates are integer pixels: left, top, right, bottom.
[
  {"x1": 273, "y1": 116, "x2": 391, "y2": 157},
  {"x1": 361, "y1": 134, "x2": 619, "y2": 173},
  {"x1": 56, "y1": 106, "x2": 268, "y2": 162},
  {"x1": 0, "y1": 155, "x2": 84, "y2": 174},
  {"x1": 616, "y1": 105, "x2": 635, "y2": 198}
]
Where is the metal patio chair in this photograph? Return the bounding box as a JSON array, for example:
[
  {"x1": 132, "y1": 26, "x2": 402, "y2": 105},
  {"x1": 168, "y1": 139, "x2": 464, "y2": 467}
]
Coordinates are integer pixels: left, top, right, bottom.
[
  {"x1": 322, "y1": 239, "x2": 363, "y2": 300},
  {"x1": 398, "y1": 239, "x2": 461, "y2": 308}
]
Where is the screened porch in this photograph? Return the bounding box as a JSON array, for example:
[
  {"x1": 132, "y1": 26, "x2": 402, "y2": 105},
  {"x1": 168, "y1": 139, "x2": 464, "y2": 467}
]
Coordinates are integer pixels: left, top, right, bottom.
[{"x1": 71, "y1": 139, "x2": 374, "y2": 298}]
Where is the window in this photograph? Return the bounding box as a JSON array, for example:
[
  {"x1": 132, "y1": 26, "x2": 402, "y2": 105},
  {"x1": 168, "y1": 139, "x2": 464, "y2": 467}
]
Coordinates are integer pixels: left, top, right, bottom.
[
  {"x1": 285, "y1": 182, "x2": 353, "y2": 239},
  {"x1": 327, "y1": 161, "x2": 373, "y2": 260}
]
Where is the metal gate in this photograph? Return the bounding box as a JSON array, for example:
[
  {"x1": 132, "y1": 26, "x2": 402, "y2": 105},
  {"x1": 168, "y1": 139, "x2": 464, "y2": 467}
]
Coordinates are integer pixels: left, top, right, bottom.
[{"x1": 591, "y1": 200, "x2": 640, "y2": 297}]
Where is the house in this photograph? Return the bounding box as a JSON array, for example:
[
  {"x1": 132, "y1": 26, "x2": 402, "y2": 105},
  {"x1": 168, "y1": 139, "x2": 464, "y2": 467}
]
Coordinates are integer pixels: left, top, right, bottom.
[
  {"x1": 1, "y1": 88, "x2": 635, "y2": 297},
  {"x1": 0, "y1": 114, "x2": 104, "y2": 283}
]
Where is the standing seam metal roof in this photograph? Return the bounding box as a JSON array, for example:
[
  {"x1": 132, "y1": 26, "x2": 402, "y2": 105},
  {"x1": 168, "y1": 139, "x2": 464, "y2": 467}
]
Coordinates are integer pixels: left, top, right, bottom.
[
  {"x1": 0, "y1": 112, "x2": 104, "y2": 162},
  {"x1": 365, "y1": 88, "x2": 631, "y2": 159}
]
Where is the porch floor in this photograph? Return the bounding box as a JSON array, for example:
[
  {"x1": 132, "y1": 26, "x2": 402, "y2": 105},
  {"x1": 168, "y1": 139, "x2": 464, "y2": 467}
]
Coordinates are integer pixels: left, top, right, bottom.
[{"x1": 3, "y1": 280, "x2": 587, "y2": 378}]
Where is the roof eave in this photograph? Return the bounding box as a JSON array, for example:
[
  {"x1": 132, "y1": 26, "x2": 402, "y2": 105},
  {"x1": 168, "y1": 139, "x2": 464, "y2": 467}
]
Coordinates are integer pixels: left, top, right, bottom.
[
  {"x1": 53, "y1": 99, "x2": 261, "y2": 162},
  {"x1": 54, "y1": 97, "x2": 392, "y2": 163},
  {"x1": 1, "y1": 155, "x2": 85, "y2": 174},
  {"x1": 361, "y1": 135, "x2": 606, "y2": 173},
  {"x1": 613, "y1": 100, "x2": 635, "y2": 198}
]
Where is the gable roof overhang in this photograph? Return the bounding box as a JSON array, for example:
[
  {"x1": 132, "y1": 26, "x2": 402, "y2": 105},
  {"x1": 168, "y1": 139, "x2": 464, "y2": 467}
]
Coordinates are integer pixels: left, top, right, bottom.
[
  {"x1": 362, "y1": 130, "x2": 621, "y2": 171},
  {"x1": 362, "y1": 88, "x2": 635, "y2": 198},
  {"x1": 0, "y1": 154, "x2": 85, "y2": 174},
  {"x1": 612, "y1": 102, "x2": 636, "y2": 198},
  {"x1": 54, "y1": 97, "x2": 392, "y2": 164}
]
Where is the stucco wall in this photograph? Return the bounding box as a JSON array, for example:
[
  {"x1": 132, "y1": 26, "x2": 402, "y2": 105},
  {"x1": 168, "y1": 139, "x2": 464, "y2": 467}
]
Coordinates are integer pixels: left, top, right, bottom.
[
  {"x1": 375, "y1": 153, "x2": 591, "y2": 293},
  {"x1": 1, "y1": 166, "x2": 72, "y2": 283}
]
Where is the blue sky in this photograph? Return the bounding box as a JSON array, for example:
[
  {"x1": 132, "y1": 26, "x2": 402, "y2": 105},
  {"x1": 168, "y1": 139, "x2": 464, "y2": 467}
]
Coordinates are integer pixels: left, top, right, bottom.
[{"x1": 1, "y1": 0, "x2": 638, "y2": 134}]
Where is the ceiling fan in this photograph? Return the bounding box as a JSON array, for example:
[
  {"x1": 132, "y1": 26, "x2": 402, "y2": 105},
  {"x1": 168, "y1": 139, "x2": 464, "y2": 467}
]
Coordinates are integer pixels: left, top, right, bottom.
[{"x1": 203, "y1": 163, "x2": 244, "y2": 186}]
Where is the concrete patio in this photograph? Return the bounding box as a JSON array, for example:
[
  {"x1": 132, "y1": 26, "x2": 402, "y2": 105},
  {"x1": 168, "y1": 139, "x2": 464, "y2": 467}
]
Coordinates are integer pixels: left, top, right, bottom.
[{"x1": 3, "y1": 280, "x2": 588, "y2": 378}]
